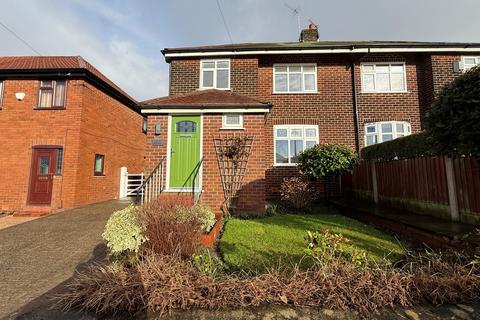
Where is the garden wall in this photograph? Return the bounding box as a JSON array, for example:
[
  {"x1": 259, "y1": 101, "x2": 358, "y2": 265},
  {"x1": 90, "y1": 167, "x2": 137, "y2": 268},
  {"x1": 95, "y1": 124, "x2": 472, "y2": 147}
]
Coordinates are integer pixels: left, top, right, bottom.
[{"x1": 344, "y1": 156, "x2": 480, "y2": 225}]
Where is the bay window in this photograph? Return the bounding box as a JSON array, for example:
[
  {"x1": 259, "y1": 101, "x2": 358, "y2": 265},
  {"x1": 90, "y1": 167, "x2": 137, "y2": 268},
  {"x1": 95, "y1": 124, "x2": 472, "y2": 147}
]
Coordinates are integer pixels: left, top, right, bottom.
[
  {"x1": 273, "y1": 64, "x2": 317, "y2": 93},
  {"x1": 38, "y1": 80, "x2": 66, "y2": 108},
  {"x1": 365, "y1": 121, "x2": 411, "y2": 146},
  {"x1": 274, "y1": 125, "x2": 319, "y2": 165},
  {"x1": 361, "y1": 63, "x2": 407, "y2": 93},
  {"x1": 200, "y1": 60, "x2": 230, "y2": 89}
]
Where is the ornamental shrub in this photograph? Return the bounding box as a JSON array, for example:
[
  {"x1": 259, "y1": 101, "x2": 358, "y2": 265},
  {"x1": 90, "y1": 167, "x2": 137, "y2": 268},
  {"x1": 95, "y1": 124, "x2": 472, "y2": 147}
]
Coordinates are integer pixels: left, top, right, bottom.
[
  {"x1": 177, "y1": 204, "x2": 216, "y2": 233},
  {"x1": 425, "y1": 65, "x2": 480, "y2": 157},
  {"x1": 102, "y1": 205, "x2": 147, "y2": 257},
  {"x1": 297, "y1": 144, "x2": 357, "y2": 180},
  {"x1": 361, "y1": 131, "x2": 436, "y2": 161},
  {"x1": 280, "y1": 176, "x2": 318, "y2": 209}
]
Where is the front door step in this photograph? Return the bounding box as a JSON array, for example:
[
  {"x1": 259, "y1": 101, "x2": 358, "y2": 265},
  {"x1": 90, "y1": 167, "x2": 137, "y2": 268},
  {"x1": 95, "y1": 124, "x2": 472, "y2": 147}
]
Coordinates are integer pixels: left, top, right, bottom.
[{"x1": 15, "y1": 206, "x2": 51, "y2": 217}]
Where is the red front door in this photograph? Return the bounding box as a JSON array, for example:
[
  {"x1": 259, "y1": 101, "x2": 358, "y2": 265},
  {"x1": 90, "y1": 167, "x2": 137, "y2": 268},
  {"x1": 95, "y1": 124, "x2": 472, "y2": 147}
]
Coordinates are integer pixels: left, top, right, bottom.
[{"x1": 28, "y1": 148, "x2": 57, "y2": 205}]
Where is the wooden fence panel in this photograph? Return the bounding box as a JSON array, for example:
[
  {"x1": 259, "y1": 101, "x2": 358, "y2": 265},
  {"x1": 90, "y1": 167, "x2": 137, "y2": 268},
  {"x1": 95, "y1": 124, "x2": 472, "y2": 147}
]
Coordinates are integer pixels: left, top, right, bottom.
[
  {"x1": 454, "y1": 157, "x2": 480, "y2": 214},
  {"x1": 351, "y1": 161, "x2": 372, "y2": 192}
]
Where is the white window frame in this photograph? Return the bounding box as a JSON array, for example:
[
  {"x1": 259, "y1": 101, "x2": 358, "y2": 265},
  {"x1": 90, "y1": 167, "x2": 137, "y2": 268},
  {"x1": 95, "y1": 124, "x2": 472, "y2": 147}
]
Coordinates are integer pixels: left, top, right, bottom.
[
  {"x1": 199, "y1": 59, "x2": 230, "y2": 90},
  {"x1": 37, "y1": 80, "x2": 67, "y2": 108},
  {"x1": 364, "y1": 121, "x2": 411, "y2": 146},
  {"x1": 273, "y1": 64, "x2": 317, "y2": 94},
  {"x1": 360, "y1": 62, "x2": 407, "y2": 93},
  {"x1": 273, "y1": 125, "x2": 319, "y2": 166},
  {"x1": 461, "y1": 56, "x2": 480, "y2": 72},
  {"x1": 0, "y1": 80, "x2": 3, "y2": 108},
  {"x1": 221, "y1": 113, "x2": 243, "y2": 130}
]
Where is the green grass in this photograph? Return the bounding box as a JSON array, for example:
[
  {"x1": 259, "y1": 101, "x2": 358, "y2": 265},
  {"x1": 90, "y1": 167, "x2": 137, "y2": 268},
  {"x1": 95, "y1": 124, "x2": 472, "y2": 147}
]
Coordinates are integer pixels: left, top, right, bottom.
[{"x1": 219, "y1": 212, "x2": 407, "y2": 272}]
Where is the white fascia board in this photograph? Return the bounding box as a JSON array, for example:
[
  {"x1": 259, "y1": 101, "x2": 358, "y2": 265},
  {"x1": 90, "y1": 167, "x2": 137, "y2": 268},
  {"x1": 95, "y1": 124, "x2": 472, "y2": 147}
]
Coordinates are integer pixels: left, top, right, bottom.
[
  {"x1": 165, "y1": 47, "x2": 480, "y2": 58},
  {"x1": 142, "y1": 108, "x2": 270, "y2": 114}
]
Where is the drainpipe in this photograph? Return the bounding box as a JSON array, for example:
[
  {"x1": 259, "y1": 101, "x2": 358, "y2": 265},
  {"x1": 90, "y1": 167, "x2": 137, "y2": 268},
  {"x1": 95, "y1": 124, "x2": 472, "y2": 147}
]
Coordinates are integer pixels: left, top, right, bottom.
[
  {"x1": 350, "y1": 62, "x2": 360, "y2": 154},
  {"x1": 350, "y1": 49, "x2": 370, "y2": 155}
]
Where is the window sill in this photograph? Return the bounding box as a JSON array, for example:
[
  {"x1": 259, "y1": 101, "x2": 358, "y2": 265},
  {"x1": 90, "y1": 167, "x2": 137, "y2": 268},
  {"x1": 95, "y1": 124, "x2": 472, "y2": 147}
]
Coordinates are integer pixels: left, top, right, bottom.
[
  {"x1": 220, "y1": 127, "x2": 244, "y2": 130},
  {"x1": 273, "y1": 163, "x2": 298, "y2": 167},
  {"x1": 198, "y1": 87, "x2": 231, "y2": 91},
  {"x1": 360, "y1": 91, "x2": 409, "y2": 94},
  {"x1": 94, "y1": 173, "x2": 105, "y2": 177},
  {"x1": 33, "y1": 106, "x2": 66, "y2": 110},
  {"x1": 273, "y1": 91, "x2": 318, "y2": 95}
]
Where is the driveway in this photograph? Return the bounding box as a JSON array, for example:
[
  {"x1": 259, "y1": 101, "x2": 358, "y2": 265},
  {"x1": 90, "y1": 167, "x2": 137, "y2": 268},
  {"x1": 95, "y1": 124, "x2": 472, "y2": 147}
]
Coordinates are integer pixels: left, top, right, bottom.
[{"x1": 0, "y1": 200, "x2": 129, "y2": 320}]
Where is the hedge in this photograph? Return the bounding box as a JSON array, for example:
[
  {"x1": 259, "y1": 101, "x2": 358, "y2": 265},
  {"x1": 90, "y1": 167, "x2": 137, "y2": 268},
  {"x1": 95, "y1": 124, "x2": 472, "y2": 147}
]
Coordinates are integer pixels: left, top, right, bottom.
[
  {"x1": 361, "y1": 132, "x2": 437, "y2": 161},
  {"x1": 425, "y1": 65, "x2": 480, "y2": 158}
]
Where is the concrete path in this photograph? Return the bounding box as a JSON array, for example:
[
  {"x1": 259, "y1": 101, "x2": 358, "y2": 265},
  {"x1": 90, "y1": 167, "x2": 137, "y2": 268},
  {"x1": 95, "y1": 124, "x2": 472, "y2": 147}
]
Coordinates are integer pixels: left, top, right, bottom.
[{"x1": 0, "y1": 200, "x2": 129, "y2": 320}]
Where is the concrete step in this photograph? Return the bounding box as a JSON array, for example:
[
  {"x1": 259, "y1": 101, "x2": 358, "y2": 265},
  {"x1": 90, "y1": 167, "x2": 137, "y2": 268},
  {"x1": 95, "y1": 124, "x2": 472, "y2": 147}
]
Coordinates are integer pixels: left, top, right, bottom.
[{"x1": 15, "y1": 206, "x2": 51, "y2": 217}]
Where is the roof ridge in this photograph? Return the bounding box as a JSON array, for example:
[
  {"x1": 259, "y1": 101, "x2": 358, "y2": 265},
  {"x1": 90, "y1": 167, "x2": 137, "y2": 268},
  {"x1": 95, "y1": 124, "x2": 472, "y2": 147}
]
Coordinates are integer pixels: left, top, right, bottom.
[{"x1": 76, "y1": 55, "x2": 87, "y2": 68}]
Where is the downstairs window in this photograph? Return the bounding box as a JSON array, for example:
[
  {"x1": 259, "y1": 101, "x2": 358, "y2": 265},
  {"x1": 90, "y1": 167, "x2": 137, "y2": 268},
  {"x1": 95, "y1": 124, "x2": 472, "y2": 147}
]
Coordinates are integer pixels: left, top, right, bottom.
[
  {"x1": 364, "y1": 121, "x2": 411, "y2": 146},
  {"x1": 274, "y1": 125, "x2": 319, "y2": 165}
]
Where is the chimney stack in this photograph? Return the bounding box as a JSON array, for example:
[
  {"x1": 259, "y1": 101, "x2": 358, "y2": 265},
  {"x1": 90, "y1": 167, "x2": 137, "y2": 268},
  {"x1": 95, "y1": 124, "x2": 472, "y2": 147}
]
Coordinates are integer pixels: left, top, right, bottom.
[{"x1": 299, "y1": 23, "x2": 319, "y2": 42}]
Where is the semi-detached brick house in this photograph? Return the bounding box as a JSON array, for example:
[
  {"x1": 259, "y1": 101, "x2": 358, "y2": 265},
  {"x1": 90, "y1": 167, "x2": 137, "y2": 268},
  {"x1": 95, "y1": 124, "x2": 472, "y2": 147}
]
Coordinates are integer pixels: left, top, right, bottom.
[
  {"x1": 141, "y1": 26, "x2": 480, "y2": 215},
  {"x1": 0, "y1": 56, "x2": 146, "y2": 215}
]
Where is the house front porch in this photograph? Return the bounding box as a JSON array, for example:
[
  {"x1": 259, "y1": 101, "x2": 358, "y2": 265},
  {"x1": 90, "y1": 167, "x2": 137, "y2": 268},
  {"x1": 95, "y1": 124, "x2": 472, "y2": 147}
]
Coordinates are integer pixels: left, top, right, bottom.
[{"x1": 139, "y1": 89, "x2": 272, "y2": 215}]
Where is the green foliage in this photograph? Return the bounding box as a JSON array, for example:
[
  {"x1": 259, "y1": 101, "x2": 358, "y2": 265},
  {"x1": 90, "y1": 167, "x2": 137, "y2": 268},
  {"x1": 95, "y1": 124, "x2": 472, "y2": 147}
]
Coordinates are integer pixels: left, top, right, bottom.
[
  {"x1": 304, "y1": 229, "x2": 368, "y2": 267},
  {"x1": 176, "y1": 204, "x2": 216, "y2": 232},
  {"x1": 361, "y1": 131, "x2": 436, "y2": 161},
  {"x1": 102, "y1": 205, "x2": 147, "y2": 257},
  {"x1": 297, "y1": 144, "x2": 357, "y2": 180},
  {"x1": 425, "y1": 65, "x2": 480, "y2": 157},
  {"x1": 192, "y1": 249, "x2": 225, "y2": 276},
  {"x1": 219, "y1": 212, "x2": 406, "y2": 272}
]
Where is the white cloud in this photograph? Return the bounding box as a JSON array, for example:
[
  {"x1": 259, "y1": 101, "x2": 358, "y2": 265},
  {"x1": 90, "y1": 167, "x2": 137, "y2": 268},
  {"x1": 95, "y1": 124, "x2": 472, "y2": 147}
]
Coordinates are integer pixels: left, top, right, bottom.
[{"x1": 0, "y1": 0, "x2": 168, "y2": 100}]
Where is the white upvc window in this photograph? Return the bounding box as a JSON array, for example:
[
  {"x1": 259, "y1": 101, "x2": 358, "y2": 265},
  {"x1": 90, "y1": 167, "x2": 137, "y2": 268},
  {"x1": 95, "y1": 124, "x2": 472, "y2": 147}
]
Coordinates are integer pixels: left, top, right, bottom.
[
  {"x1": 274, "y1": 125, "x2": 319, "y2": 165},
  {"x1": 200, "y1": 59, "x2": 230, "y2": 89},
  {"x1": 462, "y1": 56, "x2": 480, "y2": 71},
  {"x1": 0, "y1": 80, "x2": 3, "y2": 107},
  {"x1": 222, "y1": 113, "x2": 243, "y2": 129},
  {"x1": 273, "y1": 64, "x2": 317, "y2": 93},
  {"x1": 361, "y1": 63, "x2": 407, "y2": 93},
  {"x1": 364, "y1": 121, "x2": 411, "y2": 146}
]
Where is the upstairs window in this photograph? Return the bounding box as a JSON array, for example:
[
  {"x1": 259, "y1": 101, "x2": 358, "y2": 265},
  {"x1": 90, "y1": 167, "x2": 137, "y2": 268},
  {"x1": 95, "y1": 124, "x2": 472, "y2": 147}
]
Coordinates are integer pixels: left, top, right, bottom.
[
  {"x1": 38, "y1": 80, "x2": 66, "y2": 108},
  {"x1": 274, "y1": 125, "x2": 318, "y2": 165},
  {"x1": 361, "y1": 63, "x2": 407, "y2": 93},
  {"x1": 273, "y1": 64, "x2": 317, "y2": 93},
  {"x1": 222, "y1": 113, "x2": 243, "y2": 129},
  {"x1": 364, "y1": 121, "x2": 411, "y2": 146},
  {"x1": 200, "y1": 60, "x2": 230, "y2": 89},
  {"x1": 462, "y1": 56, "x2": 480, "y2": 71},
  {"x1": 0, "y1": 80, "x2": 3, "y2": 108},
  {"x1": 142, "y1": 118, "x2": 148, "y2": 134}
]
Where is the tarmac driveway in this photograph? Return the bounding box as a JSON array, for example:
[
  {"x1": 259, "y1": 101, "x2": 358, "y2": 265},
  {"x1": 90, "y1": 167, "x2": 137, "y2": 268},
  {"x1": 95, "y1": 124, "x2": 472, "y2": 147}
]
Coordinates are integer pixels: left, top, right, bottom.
[{"x1": 0, "y1": 200, "x2": 129, "y2": 319}]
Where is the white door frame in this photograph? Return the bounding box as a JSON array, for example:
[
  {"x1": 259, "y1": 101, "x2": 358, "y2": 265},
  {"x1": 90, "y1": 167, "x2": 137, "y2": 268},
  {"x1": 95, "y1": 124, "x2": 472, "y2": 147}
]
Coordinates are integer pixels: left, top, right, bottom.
[{"x1": 165, "y1": 114, "x2": 203, "y2": 192}]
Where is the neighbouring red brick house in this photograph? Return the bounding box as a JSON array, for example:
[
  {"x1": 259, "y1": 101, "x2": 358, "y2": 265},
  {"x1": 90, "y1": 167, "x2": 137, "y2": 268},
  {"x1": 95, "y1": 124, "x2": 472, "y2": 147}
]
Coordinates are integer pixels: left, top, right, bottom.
[
  {"x1": 0, "y1": 56, "x2": 146, "y2": 215},
  {"x1": 141, "y1": 25, "x2": 480, "y2": 215}
]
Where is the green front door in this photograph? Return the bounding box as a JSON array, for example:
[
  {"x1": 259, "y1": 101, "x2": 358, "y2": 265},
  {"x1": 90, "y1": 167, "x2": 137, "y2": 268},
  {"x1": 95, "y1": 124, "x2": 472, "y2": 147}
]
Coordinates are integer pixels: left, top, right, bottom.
[{"x1": 169, "y1": 115, "x2": 201, "y2": 189}]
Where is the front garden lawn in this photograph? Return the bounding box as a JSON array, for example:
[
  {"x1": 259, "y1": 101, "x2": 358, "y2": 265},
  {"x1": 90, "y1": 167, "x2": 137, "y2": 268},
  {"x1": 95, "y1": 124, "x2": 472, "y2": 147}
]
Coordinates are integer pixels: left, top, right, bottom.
[{"x1": 219, "y1": 212, "x2": 407, "y2": 272}]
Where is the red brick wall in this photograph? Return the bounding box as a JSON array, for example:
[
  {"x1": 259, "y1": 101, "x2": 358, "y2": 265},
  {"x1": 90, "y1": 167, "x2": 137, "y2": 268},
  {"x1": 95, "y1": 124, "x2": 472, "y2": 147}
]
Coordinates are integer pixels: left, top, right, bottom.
[
  {"x1": 74, "y1": 82, "x2": 146, "y2": 207},
  {"x1": 0, "y1": 79, "x2": 82, "y2": 212},
  {"x1": 165, "y1": 52, "x2": 472, "y2": 206},
  {"x1": 0, "y1": 78, "x2": 145, "y2": 213},
  {"x1": 145, "y1": 113, "x2": 266, "y2": 214}
]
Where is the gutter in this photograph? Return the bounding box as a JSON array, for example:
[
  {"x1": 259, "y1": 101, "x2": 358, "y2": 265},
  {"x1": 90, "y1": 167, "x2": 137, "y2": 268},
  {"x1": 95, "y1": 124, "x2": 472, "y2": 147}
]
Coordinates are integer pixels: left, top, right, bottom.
[{"x1": 163, "y1": 46, "x2": 480, "y2": 61}]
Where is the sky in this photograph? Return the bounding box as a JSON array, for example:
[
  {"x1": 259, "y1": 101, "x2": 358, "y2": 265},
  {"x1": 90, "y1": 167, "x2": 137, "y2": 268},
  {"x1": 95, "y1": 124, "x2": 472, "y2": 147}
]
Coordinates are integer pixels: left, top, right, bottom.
[{"x1": 1, "y1": 0, "x2": 479, "y2": 101}]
